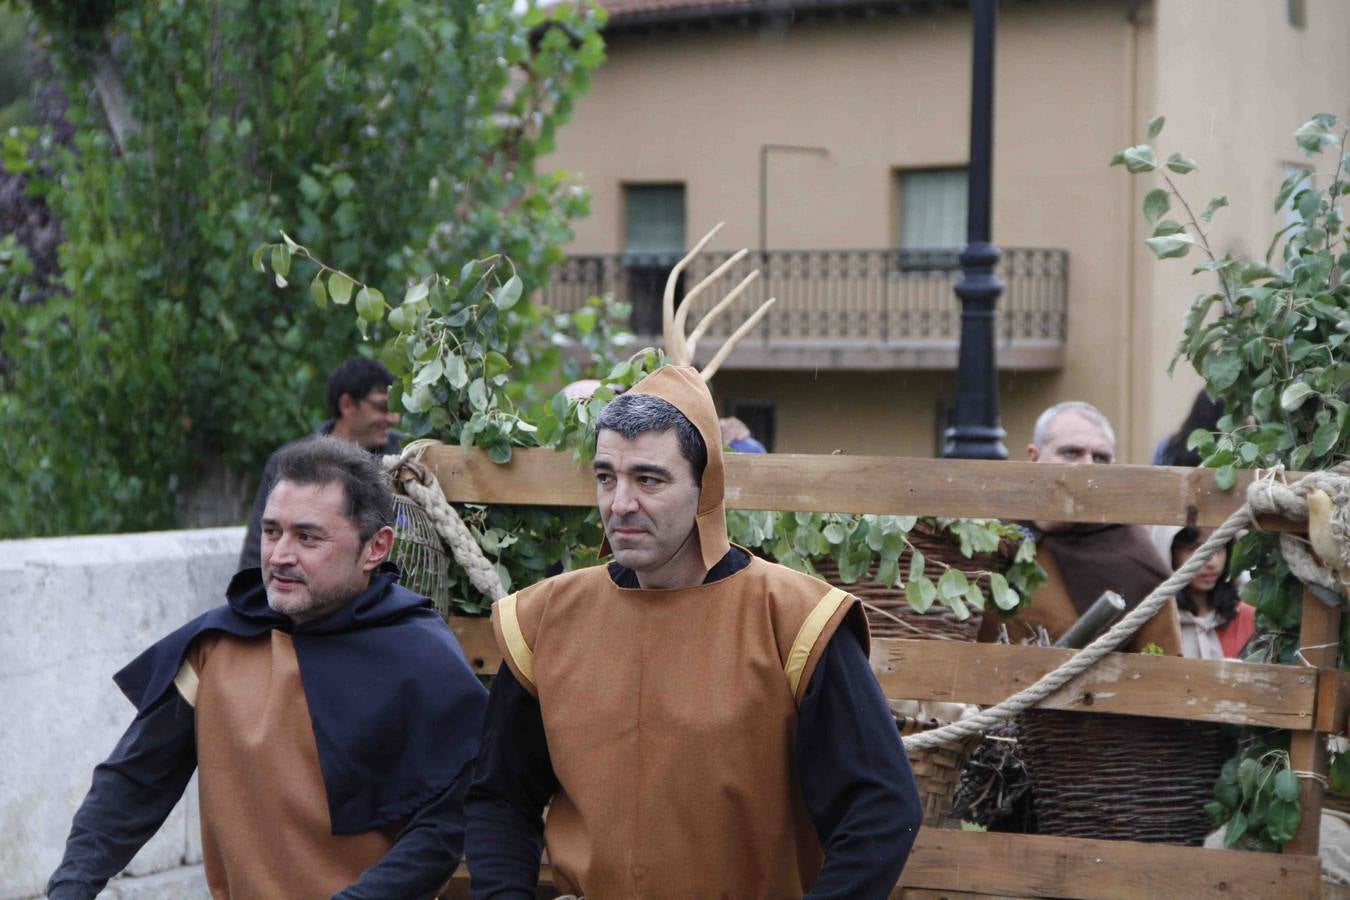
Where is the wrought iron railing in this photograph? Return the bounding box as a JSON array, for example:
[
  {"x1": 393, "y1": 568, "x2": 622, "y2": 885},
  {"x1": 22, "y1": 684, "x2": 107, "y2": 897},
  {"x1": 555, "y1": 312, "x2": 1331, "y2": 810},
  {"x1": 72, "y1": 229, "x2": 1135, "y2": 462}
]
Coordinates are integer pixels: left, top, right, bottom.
[{"x1": 540, "y1": 247, "x2": 1067, "y2": 345}]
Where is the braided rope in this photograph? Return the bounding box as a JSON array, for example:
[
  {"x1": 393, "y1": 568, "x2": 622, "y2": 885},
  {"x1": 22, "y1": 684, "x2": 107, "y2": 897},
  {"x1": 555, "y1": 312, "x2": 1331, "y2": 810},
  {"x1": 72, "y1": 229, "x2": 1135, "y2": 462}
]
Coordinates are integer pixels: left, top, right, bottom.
[
  {"x1": 384, "y1": 441, "x2": 507, "y2": 602},
  {"x1": 903, "y1": 463, "x2": 1350, "y2": 752}
]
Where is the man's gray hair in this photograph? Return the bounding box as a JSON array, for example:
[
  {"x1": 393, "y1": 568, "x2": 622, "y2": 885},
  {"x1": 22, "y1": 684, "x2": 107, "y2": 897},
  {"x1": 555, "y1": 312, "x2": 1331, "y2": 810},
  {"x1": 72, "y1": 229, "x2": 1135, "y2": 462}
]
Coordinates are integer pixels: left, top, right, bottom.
[
  {"x1": 594, "y1": 392, "x2": 707, "y2": 484},
  {"x1": 1032, "y1": 401, "x2": 1116, "y2": 451},
  {"x1": 272, "y1": 436, "x2": 394, "y2": 544}
]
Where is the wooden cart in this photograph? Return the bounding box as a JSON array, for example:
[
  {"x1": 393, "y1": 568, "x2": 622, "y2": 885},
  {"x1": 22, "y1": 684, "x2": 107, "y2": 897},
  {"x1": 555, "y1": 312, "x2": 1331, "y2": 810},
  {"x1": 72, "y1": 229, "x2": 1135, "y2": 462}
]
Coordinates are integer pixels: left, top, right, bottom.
[{"x1": 428, "y1": 445, "x2": 1346, "y2": 899}]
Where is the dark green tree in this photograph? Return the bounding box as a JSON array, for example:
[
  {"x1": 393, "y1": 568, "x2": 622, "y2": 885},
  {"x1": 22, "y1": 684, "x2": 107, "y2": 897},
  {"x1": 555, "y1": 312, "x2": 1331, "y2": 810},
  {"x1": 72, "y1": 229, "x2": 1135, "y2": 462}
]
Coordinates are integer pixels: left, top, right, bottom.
[{"x1": 0, "y1": 0, "x2": 605, "y2": 537}]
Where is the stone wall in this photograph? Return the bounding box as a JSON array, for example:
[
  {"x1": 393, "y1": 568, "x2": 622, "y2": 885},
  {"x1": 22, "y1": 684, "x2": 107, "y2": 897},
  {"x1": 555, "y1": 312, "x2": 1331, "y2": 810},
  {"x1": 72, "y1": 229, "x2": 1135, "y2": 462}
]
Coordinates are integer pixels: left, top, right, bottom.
[{"x1": 1, "y1": 527, "x2": 243, "y2": 899}]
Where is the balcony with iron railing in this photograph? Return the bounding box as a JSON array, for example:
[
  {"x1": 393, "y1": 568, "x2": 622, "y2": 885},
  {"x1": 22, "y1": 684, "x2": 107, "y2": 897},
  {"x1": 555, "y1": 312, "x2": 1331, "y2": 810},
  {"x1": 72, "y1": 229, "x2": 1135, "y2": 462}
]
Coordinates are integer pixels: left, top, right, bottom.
[{"x1": 540, "y1": 247, "x2": 1068, "y2": 370}]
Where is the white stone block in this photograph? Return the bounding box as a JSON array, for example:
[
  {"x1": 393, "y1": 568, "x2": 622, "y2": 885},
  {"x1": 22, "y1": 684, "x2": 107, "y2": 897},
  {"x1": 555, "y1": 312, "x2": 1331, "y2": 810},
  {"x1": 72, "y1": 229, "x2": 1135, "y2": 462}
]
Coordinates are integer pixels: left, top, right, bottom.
[{"x1": 0, "y1": 528, "x2": 242, "y2": 900}]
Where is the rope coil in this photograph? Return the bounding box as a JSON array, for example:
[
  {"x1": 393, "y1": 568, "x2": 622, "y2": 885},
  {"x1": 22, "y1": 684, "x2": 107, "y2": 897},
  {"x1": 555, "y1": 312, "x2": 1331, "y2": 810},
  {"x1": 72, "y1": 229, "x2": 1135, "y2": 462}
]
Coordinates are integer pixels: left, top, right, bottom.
[{"x1": 384, "y1": 441, "x2": 507, "y2": 603}]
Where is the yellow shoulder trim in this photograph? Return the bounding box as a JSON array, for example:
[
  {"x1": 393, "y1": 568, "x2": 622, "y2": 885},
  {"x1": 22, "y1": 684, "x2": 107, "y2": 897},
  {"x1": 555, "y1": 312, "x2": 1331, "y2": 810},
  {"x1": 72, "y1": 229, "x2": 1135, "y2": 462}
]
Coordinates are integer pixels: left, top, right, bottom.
[
  {"x1": 173, "y1": 659, "x2": 200, "y2": 708},
  {"x1": 785, "y1": 587, "x2": 849, "y2": 699},
  {"x1": 497, "y1": 592, "x2": 535, "y2": 688}
]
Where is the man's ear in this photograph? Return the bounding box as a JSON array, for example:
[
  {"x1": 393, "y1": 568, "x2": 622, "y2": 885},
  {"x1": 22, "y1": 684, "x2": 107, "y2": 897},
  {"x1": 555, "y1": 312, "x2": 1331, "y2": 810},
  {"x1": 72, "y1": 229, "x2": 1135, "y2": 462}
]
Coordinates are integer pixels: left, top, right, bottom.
[
  {"x1": 1026, "y1": 443, "x2": 1040, "y2": 462},
  {"x1": 362, "y1": 525, "x2": 395, "y2": 571},
  {"x1": 337, "y1": 392, "x2": 359, "y2": 420}
]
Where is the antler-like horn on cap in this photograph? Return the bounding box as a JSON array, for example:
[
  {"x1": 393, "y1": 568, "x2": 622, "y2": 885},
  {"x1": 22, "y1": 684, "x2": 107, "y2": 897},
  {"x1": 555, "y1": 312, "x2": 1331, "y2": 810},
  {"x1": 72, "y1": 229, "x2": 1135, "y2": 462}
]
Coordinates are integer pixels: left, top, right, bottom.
[{"x1": 661, "y1": 222, "x2": 776, "y2": 381}]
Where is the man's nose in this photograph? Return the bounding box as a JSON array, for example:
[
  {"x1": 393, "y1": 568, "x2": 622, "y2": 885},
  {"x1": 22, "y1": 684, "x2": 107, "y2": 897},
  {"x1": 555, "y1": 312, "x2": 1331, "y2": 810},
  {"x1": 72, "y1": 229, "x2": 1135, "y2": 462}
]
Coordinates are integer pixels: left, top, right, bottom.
[
  {"x1": 386, "y1": 410, "x2": 400, "y2": 425},
  {"x1": 611, "y1": 480, "x2": 641, "y2": 514},
  {"x1": 268, "y1": 533, "x2": 298, "y2": 564}
]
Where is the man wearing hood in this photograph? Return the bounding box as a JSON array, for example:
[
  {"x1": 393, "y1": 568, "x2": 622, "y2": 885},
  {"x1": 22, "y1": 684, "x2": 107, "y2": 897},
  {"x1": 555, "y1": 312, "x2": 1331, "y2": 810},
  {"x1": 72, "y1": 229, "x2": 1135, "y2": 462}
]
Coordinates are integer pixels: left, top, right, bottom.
[
  {"x1": 978, "y1": 401, "x2": 1182, "y2": 653},
  {"x1": 49, "y1": 437, "x2": 487, "y2": 899},
  {"x1": 465, "y1": 366, "x2": 922, "y2": 899}
]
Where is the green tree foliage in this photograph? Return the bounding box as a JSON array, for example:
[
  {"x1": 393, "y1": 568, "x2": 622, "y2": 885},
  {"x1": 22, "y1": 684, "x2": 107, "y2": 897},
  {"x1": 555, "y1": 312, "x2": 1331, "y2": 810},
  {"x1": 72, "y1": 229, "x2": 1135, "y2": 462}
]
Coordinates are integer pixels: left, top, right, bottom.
[
  {"x1": 1116, "y1": 114, "x2": 1349, "y2": 849},
  {"x1": 0, "y1": 0, "x2": 605, "y2": 537}
]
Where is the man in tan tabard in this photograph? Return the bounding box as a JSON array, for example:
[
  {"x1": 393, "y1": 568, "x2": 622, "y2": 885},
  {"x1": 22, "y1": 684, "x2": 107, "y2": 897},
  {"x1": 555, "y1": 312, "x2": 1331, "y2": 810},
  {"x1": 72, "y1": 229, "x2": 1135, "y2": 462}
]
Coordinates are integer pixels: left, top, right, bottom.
[
  {"x1": 978, "y1": 401, "x2": 1183, "y2": 653},
  {"x1": 49, "y1": 437, "x2": 486, "y2": 899},
  {"x1": 465, "y1": 365, "x2": 922, "y2": 899}
]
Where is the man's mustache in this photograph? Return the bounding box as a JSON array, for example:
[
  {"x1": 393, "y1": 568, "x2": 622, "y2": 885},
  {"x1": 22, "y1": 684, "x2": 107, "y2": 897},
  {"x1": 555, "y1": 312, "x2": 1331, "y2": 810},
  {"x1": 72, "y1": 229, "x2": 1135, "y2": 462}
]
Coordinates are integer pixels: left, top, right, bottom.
[
  {"x1": 607, "y1": 514, "x2": 653, "y2": 532},
  {"x1": 268, "y1": 567, "x2": 307, "y2": 584}
]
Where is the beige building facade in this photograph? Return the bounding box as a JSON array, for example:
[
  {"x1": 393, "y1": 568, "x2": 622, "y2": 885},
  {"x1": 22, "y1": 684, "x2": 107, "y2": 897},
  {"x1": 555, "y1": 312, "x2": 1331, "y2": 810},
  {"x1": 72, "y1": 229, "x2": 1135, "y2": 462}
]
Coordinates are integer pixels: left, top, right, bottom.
[{"x1": 543, "y1": 0, "x2": 1350, "y2": 461}]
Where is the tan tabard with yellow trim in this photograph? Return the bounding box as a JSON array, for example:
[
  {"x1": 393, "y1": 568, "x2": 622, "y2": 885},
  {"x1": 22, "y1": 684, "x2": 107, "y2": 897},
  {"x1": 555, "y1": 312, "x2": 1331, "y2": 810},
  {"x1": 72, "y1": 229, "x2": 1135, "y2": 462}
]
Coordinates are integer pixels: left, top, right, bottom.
[{"x1": 491, "y1": 555, "x2": 866, "y2": 899}]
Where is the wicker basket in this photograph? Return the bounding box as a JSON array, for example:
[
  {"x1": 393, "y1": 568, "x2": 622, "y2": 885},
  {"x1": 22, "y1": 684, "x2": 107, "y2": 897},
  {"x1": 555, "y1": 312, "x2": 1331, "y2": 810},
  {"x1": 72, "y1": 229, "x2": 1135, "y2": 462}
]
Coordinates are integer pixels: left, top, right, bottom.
[
  {"x1": 899, "y1": 714, "x2": 982, "y2": 826},
  {"x1": 1019, "y1": 709, "x2": 1235, "y2": 844},
  {"x1": 812, "y1": 520, "x2": 1017, "y2": 642}
]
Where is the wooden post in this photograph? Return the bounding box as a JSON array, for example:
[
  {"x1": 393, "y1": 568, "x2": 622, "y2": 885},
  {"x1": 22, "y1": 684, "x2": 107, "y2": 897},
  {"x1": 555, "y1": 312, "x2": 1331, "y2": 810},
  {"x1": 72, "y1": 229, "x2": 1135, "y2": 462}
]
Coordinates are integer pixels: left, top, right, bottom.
[{"x1": 1284, "y1": 585, "x2": 1342, "y2": 856}]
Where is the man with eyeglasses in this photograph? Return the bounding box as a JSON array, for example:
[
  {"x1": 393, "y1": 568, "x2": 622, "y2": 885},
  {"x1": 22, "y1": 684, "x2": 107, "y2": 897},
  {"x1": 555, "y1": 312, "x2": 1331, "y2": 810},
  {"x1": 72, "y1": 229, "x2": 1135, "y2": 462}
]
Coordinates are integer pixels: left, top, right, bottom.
[{"x1": 237, "y1": 357, "x2": 401, "y2": 571}]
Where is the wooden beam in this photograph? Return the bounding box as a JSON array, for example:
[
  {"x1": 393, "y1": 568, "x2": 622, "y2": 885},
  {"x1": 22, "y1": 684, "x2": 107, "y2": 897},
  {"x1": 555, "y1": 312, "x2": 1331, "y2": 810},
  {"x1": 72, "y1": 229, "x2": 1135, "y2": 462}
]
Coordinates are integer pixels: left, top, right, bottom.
[
  {"x1": 1285, "y1": 586, "x2": 1342, "y2": 855},
  {"x1": 421, "y1": 445, "x2": 1301, "y2": 530},
  {"x1": 1316, "y1": 670, "x2": 1350, "y2": 735},
  {"x1": 874, "y1": 639, "x2": 1317, "y2": 729},
  {"x1": 901, "y1": 828, "x2": 1321, "y2": 899},
  {"x1": 449, "y1": 619, "x2": 1315, "y2": 730}
]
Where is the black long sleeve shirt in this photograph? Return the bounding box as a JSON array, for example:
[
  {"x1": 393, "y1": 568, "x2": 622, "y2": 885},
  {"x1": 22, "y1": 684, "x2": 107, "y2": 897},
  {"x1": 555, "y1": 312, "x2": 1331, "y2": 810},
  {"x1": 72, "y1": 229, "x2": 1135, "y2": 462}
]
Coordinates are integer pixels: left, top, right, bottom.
[{"x1": 464, "y1": 551, "x2": 923, "y2": 899}]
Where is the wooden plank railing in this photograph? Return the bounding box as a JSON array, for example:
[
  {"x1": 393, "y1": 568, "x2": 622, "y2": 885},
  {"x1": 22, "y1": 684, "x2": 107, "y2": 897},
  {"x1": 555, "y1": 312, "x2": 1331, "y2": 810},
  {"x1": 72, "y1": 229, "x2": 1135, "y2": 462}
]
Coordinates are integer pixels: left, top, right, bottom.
[{"x1": 424, "y1": 445, "x2": 1339, "y2": 899}]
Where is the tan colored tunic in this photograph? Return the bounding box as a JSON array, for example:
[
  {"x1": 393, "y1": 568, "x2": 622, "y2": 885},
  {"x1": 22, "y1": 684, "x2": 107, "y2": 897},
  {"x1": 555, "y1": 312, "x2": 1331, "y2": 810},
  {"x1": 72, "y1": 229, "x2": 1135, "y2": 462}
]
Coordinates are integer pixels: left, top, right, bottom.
[
  {"x1": 493, "y1": 556, "x2": 865, "y2": 899},
  {"x1": 181, "y1": 633, "x2": 396, "y2": 898}
]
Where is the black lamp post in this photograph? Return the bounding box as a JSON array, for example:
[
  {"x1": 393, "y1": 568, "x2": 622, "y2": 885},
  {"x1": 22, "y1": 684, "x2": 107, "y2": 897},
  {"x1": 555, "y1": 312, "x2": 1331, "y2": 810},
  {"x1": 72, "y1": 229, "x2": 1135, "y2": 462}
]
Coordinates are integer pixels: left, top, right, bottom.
[{"x1": 943, "y1": 0, "x2": 1008, "y2": 460}]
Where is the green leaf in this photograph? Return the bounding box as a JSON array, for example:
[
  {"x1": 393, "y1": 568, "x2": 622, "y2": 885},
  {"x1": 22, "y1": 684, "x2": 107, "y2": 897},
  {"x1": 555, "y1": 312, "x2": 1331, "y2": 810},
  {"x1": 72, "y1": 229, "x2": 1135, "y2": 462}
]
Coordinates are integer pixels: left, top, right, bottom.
[
  {"x1": 1214, "y1": 464, "x2": 1237, "y2": 491},
  {"x1": 1295, "y1": 113, "x2": 1338, "y2": 155},
  {"x1": 355, "y1": 286, "x2": 385, "y2": 322},
  {"x1": 822, "y1": 523, "x2": 847, "y2": 544},
  {"x1": 446, "y1": 353, "x2": 468, "y2": 389},
  {"x1": 1222, "y1": 810, "x2": 1248, "y2": 848},
  {"x1": 1214, "y1": 777, "x2": 1241, "y2": 810},
  {"x1": 386, "y1": 305, "x2": 410, "y2": 332},
  {"x1": 270, "y1": 244, "x2": 291, "y2": 278},
  {"x1": 1276, "y1": 168, "x2": 1311, "y2": 212},
  {"x1": 1146, "y1": 231, "x2": 1195, "y2": 259},
  {"x1": 1146, "y1": 115, "x2": 1165, "y2": 140},
  {"x1": 298, "y1": 173, "x2": 322, "y2": 203},
  {"x1": 1281, "y1": 381, "x2": 1317, "y2": 411},
  {"x1": 1265, "y1": 799, "x2": 1301, "y2": 845},
  {"x1": 1204, "y1": 350, "x2": 1242, "y2": 391},
  {"x1": 572, "y1": 307, "x2": 599, "y2": 334},
  {"x1": 1112, "y1": 144, "x2": 1158, "y2": 173},
  {"x1": 1200, "y1": 195, "x2": 1229, "y2": 223},
  {"x1": 309, "y1": 272, "x2": 327, "y2": 308},
  {"x1": 250, "y1": 244, "x2": 267, "y2": 273},
  {"x1": 905, "y1": 576, "x2": 937, "y2": 613},
  {"x1": 909, "y1": 550, "x2": 926, "y2": 583},
  {"x1": 484, "y1": 350, "x2": 511, "y2": 378},
  {"x1": 1185, "y1": 427, "x2": 1215, "y2": 454},
  {"x1": 964, "y1": 580, "x2": 986, "y2": 610},
  {"x1": 1143, "y1": 188, "x2": 1170, "y2": 225},
  {"x1": 938, "y1": 568, "x2": 969, "y2": 601},
  {"x1": 403, "y1": 280, "x2": 429, "y2": 307},
  {"x1": 468, "y1": 377, "x2": 488, "y2": 411},
  {"x1": 875, "y1": 554, "x2": 900, "y2": 588},
  {"x1": 1331, "y1": 752, "x2": 1350, "y2": 794},
  {"x1": 988, "y1": 572, "x2": 1020, "y2": 611},
  {"x1": 1166, "y1": 152, "x2": 1197, "y2": 174},
  {"x1": 1238, "y1": 758, "x2": 1261, "y2": 802},
  {"x1": 328, "y1": 272, "x2": 354, "y2": 305},
  {"x1": 1312, "y1": 415, "x2": 1341, "y2": 457},
  {"x1": 494, "y1": 275, "x2": 524, "y2": 310},
  {"x1": 1274, "y1": 768, "x2": 1301, "y2": 803}
]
